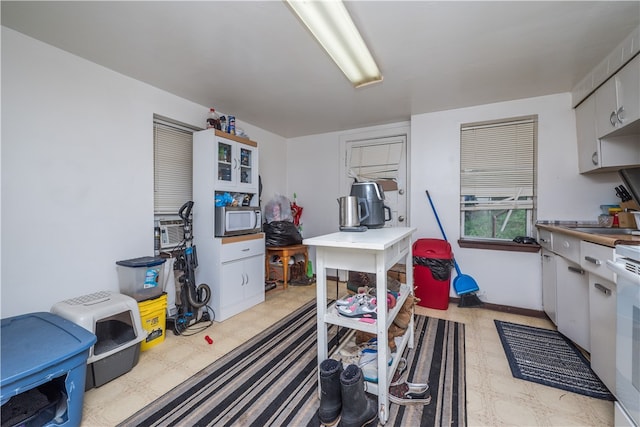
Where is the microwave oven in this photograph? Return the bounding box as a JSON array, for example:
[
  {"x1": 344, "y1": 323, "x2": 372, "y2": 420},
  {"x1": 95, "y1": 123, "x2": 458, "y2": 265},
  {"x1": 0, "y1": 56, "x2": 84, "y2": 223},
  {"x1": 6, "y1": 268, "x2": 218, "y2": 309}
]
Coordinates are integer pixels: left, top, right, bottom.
[{"x1": 215, "y1": 206, "x2": 262, "y2": 237}]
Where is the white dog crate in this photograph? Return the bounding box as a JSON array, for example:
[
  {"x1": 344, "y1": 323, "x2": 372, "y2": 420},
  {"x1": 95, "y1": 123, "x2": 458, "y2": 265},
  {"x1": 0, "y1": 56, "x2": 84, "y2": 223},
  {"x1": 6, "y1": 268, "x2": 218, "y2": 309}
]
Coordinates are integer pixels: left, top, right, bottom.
[{"x1": 51, "y1": 291, "x2": 145, "y2": 390}]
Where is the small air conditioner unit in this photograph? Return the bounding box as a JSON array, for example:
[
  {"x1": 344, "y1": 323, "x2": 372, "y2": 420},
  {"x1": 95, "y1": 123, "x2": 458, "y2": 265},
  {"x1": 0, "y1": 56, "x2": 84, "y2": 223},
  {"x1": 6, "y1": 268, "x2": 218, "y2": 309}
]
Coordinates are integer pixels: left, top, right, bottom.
[{"x1": 158, "y1": 219, "x2": 183, "y2": 249}]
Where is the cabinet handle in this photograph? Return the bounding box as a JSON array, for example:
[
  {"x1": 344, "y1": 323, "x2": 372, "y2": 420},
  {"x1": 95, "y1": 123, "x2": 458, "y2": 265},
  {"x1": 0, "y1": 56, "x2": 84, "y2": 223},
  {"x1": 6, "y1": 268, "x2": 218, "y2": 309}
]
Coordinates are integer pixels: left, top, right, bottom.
[
  {"x1": 540, "y1": 238, "x2": 549, "y2": 243},
  {"x1": 616, "y1": 106, "x2": 625, "y2": 124},
  {"x1": 591, "y1": 151, "x2": 598, "y2": 166},
  {"x1": 594, "y1": 282, "x2": 611, "y2": 296},
  {"x1": 610, "y1": 111, "x2": 619, "y2": 126},
  {"x1": 567, "y1": 266, "x2": 585, "y2": 275},
  {"x1": 584, "y1": 256, "x2": 601, "y2": 265}
]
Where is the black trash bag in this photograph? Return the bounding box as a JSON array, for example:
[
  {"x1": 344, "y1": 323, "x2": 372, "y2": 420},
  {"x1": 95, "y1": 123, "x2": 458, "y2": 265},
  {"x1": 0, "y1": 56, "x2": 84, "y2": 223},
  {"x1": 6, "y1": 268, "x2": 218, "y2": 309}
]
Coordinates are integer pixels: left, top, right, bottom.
[
  {"x1": 264, "y1": 221, "x2": 303, "y2": 247},
  {"x1": 413, "y1": 257, "x2": 454, "y2": 281}
]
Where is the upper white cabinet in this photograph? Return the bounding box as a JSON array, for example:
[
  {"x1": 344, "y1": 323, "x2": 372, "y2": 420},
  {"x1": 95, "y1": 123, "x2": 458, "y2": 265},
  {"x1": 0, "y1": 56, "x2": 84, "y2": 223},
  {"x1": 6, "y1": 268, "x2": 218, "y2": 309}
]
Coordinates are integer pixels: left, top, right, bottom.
[
  {"x1": 595, "y1": 55, "x2": 640, "y2": 138},
  {"x1": 576, "y1": 54, "x2": 640, "y2": 173},
  {"x1": 212, "y1": 131, "x2": 259, "y2": 193},
  {"x1": 576, "y1": 94, "x2": 640, "y2": 173}
]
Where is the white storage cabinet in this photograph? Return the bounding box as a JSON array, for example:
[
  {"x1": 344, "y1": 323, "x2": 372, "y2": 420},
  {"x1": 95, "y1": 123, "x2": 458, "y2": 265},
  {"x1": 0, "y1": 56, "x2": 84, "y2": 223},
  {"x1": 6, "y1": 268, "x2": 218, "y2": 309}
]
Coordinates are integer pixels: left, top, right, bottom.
[{"x1": 193, "y1": 129, "x2": 264, "y2": 322}]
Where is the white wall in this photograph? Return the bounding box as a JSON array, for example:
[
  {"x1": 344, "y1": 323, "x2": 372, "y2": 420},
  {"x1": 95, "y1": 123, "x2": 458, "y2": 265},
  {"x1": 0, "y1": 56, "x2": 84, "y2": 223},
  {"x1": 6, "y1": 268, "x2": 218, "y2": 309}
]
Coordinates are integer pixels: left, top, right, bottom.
[
  {"x1": 1, "y1": 28, "x2": 287, "y2": 317},
  {"x1": 289, "y1": 94, "x2": 622, "y2": 310},
  {"x1": 3, "y1": 27, "x2": 626, "y2": 316}
]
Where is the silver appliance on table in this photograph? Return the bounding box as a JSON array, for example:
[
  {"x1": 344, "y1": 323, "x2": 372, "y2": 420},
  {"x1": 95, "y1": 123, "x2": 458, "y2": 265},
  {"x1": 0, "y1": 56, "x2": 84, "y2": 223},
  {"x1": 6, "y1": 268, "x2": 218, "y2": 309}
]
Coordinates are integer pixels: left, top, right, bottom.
[
  {"x1": 349, "y1": 182, "x2": 391, "y2": 229},
  {"x1": 607, "y1": 244, "x2": 640, "y2": 427}
]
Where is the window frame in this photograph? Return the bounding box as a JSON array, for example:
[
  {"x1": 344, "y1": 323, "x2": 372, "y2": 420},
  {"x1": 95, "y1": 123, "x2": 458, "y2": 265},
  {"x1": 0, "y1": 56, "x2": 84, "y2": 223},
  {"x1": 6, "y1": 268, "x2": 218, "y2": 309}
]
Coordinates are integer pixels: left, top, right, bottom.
[
  {"x1": 459, "y1": 115, "x2": 538, "y2": 250},
  {"x1": 153, "y1": 114, "x2": 201, "y2": 216}
]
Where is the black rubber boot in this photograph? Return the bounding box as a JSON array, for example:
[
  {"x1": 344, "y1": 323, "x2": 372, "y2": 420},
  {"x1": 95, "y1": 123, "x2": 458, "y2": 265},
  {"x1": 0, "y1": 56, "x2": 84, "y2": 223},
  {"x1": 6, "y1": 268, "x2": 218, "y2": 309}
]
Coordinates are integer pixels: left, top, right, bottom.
[
  {"x1": 319, "y1": 359, "x2": 343, "y2": 426},
  {"x1": 338, "y1": 364, "x2": 378, "y2": 427}
]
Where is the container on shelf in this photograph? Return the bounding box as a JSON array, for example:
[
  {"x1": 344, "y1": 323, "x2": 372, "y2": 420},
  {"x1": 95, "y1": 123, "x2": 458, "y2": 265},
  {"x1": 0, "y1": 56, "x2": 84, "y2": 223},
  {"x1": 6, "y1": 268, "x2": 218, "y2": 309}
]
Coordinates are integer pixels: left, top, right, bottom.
[{"x1": 116, "y1": 256, "x2": 166, "y2": 302}]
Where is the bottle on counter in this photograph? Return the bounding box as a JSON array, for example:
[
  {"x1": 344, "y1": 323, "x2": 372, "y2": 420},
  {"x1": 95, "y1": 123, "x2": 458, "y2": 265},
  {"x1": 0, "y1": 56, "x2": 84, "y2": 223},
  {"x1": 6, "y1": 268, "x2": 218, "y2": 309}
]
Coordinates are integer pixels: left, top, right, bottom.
[{"x1": 207, "y1": 108, "x2": 221, "y2": 130}]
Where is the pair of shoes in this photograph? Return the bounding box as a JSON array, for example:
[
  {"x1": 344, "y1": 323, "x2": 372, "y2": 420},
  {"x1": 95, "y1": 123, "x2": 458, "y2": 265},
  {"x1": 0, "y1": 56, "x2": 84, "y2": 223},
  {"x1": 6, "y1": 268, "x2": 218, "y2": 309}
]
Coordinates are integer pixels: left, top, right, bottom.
[
  {"x1": 319, "y1": 360, "x2": 378, "y2": 427},
  {"x1": 389, "y1": 380, "x2": 431, "y2": 405}
]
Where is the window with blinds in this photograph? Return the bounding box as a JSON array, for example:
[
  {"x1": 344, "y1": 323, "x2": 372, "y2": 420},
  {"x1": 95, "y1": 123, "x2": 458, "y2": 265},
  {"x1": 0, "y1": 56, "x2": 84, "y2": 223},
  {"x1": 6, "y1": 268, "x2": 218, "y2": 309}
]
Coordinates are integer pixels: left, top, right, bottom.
[
  {"x1": 154, "y1": 116, "x2": 199, "y2": 215},
  {"x1": 460, "y1": 116, "x2": 537, "y2": 240}
]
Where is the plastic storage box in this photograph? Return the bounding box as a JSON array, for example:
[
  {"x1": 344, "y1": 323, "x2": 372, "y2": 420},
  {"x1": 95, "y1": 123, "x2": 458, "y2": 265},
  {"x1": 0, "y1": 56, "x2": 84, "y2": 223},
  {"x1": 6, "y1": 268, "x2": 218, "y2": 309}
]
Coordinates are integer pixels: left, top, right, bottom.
[
  {"x1": 413, "y1": 239, "x2": 454, "y2": 310},
  {"x1": 51, "y1": 291, "x2": 145, "y2": 390},
  {"x1": 116, "y1": 256, "x2": 166, "y2": 301},
  {"x1": 1, "y1": 312, "x2": 96, "y2": 426}
]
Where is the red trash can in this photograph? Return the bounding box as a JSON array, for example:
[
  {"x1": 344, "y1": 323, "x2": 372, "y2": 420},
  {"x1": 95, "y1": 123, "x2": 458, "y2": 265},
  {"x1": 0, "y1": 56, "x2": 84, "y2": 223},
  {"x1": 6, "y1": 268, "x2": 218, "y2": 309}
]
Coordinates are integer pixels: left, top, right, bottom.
[{"x1": 413, "y1": 239, "x2": 454, "y2": 310}]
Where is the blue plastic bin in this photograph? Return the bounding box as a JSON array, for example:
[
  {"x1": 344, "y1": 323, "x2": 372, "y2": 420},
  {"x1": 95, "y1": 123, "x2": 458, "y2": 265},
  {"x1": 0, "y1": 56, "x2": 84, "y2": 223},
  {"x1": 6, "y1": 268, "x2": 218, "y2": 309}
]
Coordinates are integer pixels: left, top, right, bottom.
[{"x1": 1, "y1": 312, "x2": 96, "y2": 426}]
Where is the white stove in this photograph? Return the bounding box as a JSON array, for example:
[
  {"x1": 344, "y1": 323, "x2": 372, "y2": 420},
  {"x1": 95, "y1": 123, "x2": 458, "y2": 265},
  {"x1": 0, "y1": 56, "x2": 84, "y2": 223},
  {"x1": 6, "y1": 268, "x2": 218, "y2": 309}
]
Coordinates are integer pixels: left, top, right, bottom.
[{"x1": 608, "y1": 244, "x2": 640, "y2": 427}]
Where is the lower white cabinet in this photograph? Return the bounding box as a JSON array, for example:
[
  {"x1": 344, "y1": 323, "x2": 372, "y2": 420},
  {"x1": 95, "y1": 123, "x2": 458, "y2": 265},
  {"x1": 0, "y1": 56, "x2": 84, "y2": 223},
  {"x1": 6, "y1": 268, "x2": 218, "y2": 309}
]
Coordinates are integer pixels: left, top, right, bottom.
[
  {"x1": 556, "y1": 256, "x2": 590, "y2": 351},
  {"x1": 196, "y1": 233, "x2": 265, "y2": 322},
  {"x1": 541, "y1": 249, "x2": 558, "y2": 325},
  {"x1": 581, "y1": 240, "x2": 617, "y2": 393},
  {"x1": 588, "y1": 274, "x2": 616, "y2": 392}
]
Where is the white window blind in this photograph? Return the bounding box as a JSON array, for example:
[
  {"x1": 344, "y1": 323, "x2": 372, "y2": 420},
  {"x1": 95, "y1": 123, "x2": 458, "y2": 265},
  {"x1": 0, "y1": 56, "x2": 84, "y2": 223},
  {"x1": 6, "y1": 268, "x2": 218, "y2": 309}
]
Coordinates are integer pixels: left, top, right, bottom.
[
  {"x1": 460, "y1": 117, "x2": 536, "y2": 209},
  {"x1": 154, "y1": 119, "x2": 196, "y2": 215},
  {"x1": 348, "y1": 140, "x2": 403, "y2": 182}
]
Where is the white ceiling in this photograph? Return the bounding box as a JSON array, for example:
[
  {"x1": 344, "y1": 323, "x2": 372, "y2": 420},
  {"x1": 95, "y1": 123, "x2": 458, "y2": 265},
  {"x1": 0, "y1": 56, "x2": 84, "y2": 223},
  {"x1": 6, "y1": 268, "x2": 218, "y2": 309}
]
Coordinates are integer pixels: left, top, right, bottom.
[{"x1": 2, "y1": 1, "x2": 639, "y2": 138}]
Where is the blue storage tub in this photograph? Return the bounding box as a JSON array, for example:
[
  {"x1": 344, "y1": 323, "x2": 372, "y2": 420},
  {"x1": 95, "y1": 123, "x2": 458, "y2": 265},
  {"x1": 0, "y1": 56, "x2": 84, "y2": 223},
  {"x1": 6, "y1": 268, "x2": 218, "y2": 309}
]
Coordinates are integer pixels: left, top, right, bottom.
[{"x1": 1, "y1": 312, "x2": 96, "y2": 426}]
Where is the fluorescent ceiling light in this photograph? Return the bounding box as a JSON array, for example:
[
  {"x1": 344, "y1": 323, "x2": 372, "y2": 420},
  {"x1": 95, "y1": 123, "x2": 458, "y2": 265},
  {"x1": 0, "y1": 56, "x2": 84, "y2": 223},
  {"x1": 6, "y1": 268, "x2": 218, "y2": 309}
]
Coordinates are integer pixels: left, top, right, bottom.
[{"x1": 285, "y1": 0, "x2": 383, "y2": 88}]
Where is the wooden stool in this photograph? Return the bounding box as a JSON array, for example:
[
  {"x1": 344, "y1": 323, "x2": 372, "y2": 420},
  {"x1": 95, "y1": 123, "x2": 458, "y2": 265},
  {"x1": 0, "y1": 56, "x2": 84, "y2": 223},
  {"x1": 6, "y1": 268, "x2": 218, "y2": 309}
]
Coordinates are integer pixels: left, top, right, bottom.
[{"x1": 265, "y1": 244, "x2": 308, "y2": 289}]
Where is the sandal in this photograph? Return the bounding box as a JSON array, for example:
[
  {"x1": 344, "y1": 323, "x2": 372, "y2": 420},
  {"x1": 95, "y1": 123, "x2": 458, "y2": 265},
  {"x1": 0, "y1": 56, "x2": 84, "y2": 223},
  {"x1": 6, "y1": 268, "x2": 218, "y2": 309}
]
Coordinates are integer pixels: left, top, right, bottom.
[{"x1": 389, "y1": 381, "x2": 431, "y2": 405}]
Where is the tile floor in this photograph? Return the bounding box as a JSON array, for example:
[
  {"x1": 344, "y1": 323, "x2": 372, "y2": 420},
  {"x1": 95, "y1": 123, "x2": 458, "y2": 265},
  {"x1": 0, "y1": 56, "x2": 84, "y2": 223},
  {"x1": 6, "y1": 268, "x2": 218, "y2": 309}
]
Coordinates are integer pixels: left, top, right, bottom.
[{"x1": 80, "y1": 282, "x2": 613, "y2": 426}]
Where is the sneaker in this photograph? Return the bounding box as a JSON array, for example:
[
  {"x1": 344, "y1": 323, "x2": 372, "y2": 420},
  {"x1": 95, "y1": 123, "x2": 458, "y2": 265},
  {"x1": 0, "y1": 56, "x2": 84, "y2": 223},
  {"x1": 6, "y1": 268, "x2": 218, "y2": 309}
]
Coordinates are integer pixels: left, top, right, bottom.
[
  {"x1": 336, "y1": 299, "x2": 377, "y2": 319},
  {"x1": 358, "y1": 347, "x2": 393, "y2": 383}
]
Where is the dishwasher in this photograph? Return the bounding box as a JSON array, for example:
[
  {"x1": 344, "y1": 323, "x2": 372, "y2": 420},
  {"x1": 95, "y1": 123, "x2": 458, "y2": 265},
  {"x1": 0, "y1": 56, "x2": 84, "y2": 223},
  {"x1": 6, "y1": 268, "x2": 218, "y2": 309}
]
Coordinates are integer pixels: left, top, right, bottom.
[{"x1": 607, "y1": 244, "x2": 640, "y2": 427}]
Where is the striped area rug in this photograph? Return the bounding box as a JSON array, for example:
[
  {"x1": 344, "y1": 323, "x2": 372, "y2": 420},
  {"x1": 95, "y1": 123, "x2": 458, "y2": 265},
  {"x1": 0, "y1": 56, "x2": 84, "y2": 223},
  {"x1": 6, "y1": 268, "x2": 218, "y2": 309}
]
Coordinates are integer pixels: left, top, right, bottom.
[
  {"x1": 120, "y1": 300, "x2": 466, "y2": 426},
  {"x1": 494, "y1": 320, "x2": 614, "y2": 400}
]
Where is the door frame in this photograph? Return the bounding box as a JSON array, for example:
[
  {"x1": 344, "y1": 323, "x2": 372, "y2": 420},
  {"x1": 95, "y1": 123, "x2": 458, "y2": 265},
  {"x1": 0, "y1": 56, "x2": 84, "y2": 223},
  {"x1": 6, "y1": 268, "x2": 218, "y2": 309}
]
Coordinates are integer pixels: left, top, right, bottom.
[{"x1": 339, "y1": 123, "x2": 411, "y2": 226}]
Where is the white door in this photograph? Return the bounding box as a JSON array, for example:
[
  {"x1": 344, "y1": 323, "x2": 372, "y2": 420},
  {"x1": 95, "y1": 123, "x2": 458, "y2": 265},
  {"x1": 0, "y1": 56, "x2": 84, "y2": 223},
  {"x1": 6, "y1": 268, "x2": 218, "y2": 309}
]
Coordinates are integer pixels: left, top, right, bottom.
[{"x1": 342, "y1": 135, "x2": 408, "y2": 227}]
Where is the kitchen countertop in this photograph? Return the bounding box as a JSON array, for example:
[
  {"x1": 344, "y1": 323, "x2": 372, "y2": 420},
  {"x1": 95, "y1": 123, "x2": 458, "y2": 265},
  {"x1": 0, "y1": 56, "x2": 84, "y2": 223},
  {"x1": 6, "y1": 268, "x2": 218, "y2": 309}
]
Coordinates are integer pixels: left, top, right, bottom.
[{"x1": 536, "y1": 222, "x2": 640, "y2": 247}]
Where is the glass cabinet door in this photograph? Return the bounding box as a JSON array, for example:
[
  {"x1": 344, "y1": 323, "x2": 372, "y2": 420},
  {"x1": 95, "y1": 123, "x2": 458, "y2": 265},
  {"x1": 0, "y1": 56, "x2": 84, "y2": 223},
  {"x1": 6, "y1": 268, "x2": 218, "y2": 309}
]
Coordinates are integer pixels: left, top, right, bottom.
[
  {"x1": 217, "y1": 141, "x2": 233, "y2": 184},
  {"x1": 239, "y1": 147, "x2": 253, "y2": 185}
]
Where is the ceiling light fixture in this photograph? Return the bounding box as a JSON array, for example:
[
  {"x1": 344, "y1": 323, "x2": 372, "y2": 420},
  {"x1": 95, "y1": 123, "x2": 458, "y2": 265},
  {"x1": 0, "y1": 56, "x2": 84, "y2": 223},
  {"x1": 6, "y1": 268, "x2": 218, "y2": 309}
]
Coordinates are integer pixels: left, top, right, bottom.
[{"x1": 285, "y1": 0, "x2": 383, "y2": 88}]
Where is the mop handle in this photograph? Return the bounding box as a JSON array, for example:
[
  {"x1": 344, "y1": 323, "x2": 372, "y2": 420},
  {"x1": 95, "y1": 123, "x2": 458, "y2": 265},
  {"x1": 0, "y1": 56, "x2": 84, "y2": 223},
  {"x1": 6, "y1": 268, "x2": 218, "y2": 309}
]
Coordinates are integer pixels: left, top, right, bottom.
[
  {"x1": 426, "y1": 191, "x2": 462, "y2": 276},
  {"x1": 425, "y1": 190, "x2": 449, "y2": 241}
]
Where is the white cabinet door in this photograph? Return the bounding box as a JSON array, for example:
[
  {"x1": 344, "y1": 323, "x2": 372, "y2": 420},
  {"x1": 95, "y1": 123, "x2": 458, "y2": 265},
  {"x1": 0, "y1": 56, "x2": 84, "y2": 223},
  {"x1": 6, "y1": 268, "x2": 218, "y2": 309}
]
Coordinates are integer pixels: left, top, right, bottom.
[
  {"x1": 243, "y1": 254, "x2": 266, "y2": 302},
  {"x1": 541, "y1": 249, "x2": 558, "y2": 325},
  {"x1": 215, "y1": 136, "x2": 259, "y2": 193},
  {"x1": 556, "y1": 256, "x2": 590, "y2": 351},
  {"x1": 596, "y1": 76, "x2": 620, "y2": 138},
  {"x1": 588, "y1": 275, "x2": 616, "y2": 393},
  {"x1": 596, "y1": 55, "x2": 640, "y2": 138},
  {"x1": 576, "y1": 96, "x2": 601, "y2": 173},
  {"x1": 616, "y1": 54, "x2": 640, "y2": 128},
  {"x1": 220, "y1": 258, "x2": 247, "y2": 311}
]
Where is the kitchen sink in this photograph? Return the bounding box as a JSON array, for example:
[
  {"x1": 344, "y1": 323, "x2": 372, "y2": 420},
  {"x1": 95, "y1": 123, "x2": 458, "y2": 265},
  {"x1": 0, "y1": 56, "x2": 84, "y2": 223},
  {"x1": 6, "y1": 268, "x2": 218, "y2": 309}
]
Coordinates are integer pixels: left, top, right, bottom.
[{"x1": 568, "y1": 227, "x2": 639, "y2": 235}]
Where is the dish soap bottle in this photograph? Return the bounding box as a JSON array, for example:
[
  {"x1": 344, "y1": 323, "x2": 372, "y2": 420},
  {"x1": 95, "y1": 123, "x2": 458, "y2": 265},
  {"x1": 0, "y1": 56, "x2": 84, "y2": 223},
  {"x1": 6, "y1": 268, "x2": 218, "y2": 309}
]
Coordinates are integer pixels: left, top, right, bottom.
[{"x1": 206, "y1": 108, "x2": 221, "y2": 130}]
